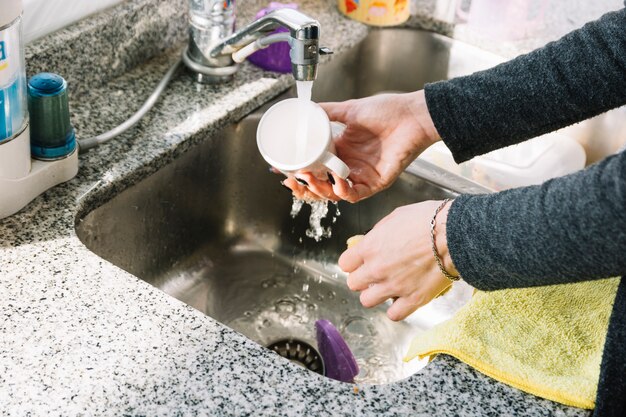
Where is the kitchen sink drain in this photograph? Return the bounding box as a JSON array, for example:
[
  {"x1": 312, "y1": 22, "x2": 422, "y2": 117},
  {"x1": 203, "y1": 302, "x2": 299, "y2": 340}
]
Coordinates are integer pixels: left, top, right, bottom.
[{"x1": 267, "y1": 339, "x2": 325, "y2": 375}]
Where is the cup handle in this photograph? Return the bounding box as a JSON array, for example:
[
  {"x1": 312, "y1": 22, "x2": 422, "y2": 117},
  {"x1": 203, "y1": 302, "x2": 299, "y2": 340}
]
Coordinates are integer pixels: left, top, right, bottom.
[{"x1": 320, "y1": 151, "x2": 350, "y2": 180}]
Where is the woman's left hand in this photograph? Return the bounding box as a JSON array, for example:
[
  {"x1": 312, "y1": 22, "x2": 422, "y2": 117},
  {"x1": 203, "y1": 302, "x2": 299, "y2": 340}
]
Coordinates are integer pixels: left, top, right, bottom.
[{"x1": 338, "y1": 200, "x2": 458, "y2": 321}]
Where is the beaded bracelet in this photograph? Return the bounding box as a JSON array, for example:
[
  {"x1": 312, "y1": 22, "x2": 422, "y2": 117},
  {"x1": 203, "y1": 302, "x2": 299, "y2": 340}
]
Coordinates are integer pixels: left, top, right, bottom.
[{"x1": 430, "y1": 199, "x2": 461, "y2": 282}]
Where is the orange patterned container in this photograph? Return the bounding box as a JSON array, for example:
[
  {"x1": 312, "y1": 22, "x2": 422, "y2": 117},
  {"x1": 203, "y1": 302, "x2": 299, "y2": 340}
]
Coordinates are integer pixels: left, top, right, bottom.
[{"x1": 337, "y1": 0, "x2": 410, "y2": 26}]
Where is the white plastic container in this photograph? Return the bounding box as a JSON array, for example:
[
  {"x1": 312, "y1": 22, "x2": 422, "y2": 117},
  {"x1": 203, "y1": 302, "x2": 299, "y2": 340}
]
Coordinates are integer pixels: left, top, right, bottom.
[
  {"x1": 0, "y1": 0, "x2": 28, "y2": 143},
  {"x1": 0, "y1": 0, "x2": 31, "y2": 180},
  {"x1": 420, "y1": 132, "x2": 586, "y2": 191},
  {"x1": 0, "y1": 0, "x2": 79, "y2": 220}
]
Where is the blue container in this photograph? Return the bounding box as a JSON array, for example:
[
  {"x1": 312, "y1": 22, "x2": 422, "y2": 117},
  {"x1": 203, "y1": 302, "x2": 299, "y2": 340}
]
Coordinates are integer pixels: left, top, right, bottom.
[{"x1": 28, "y1": 73, "x2": 76, "y2": 160}]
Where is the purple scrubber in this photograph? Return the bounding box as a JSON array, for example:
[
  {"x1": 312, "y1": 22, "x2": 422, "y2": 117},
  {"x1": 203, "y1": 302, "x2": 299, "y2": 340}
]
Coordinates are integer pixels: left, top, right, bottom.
[
  {"x1": 247, "y1": 2, "x2": 298, "y2": 73},
  {"x1": 315, "y1": 319, "x2": 360, "y2": 383}
]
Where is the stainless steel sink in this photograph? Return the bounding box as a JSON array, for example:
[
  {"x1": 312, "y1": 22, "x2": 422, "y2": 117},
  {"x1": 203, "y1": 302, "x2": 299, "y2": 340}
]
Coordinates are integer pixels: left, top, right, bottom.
[{"x1": 76, "y1": 29, "x2": 492, "y2": 384}]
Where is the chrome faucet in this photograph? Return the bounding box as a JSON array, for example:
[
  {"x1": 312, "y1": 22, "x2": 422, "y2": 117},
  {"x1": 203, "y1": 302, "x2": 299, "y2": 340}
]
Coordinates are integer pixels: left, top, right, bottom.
[{"x1": 183, "y1": 1, "x2": 330, "y2": 84}]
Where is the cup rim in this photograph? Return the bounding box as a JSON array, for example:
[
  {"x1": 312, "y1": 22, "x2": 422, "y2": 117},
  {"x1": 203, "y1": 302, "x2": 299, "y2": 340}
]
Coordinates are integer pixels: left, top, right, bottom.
[{"x1": 257, "y1": 98, "x2": 332, "y2": 172}]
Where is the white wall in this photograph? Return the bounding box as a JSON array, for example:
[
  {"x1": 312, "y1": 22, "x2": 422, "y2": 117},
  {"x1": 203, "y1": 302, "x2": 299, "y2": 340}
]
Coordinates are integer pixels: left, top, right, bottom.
[{"x1": 23, "y1": 0, "x2": 124, "y2": 43}]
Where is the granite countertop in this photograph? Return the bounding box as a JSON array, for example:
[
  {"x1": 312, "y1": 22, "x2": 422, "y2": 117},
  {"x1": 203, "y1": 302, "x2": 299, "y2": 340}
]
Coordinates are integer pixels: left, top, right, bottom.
[{"x1": 1, "y1": 0, "x2": 620, "y2": 415}]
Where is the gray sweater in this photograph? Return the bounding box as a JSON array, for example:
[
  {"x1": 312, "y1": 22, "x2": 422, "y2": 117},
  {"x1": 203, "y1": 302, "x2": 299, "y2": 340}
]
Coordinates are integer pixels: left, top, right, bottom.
[{"x1": 424, "y1": 5, "x2": 626, "y2": 416}]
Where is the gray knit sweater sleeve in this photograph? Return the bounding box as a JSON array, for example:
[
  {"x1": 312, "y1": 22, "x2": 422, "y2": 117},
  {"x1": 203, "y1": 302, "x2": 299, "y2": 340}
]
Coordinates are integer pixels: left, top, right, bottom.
[
  {"x1": 425, "y1": 7, "x2": 626, "y2": 163},
  {"x1": 424, "y1": 6, "x2": 626, "y2": 290}
]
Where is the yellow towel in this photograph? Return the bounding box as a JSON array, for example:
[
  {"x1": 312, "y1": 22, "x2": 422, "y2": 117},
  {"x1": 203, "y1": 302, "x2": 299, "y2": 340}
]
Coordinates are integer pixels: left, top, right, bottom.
[{"x1": 404, "y1": 277, "x2": 620, "y2": 409}]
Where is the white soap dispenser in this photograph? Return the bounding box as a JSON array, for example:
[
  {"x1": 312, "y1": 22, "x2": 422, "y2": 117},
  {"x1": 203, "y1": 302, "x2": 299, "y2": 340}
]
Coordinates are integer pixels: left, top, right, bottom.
[{"x1": 0, "y1": 0, "x2": 78, "y2": 219}]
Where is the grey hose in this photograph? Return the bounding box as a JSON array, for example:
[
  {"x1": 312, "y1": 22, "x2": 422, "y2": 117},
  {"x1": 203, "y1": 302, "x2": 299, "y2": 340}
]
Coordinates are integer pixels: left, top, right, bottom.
[
  {"x1": 78, "y1": 58, "x2": 182, "y2": 152},
  {"x1": 257, "y1": 32, "x2": 291, "y2": 47}
]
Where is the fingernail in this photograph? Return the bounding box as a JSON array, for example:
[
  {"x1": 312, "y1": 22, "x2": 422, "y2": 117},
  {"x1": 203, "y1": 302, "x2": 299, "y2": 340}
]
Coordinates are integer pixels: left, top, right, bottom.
[
  {"x1": 269, "y1": 166, "x2": 275, "y2": 173},
  {"x1": 327, "y1": 172, "x2": 335, "y2": 185},
  {"x1": 296, "y1": 177, "x2": 309, "y2": 186}
]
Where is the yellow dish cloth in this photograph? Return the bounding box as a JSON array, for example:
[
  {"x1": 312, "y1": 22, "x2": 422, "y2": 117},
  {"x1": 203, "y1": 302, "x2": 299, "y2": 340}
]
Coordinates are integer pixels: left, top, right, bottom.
[{"x1": 404, "y1": 277, "x2": 620, "y2": 409}]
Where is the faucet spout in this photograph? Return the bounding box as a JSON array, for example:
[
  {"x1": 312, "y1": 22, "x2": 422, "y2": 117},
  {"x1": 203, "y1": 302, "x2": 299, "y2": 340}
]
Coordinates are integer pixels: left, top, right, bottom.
[{"x1": 184, "y1": 4, "x2": 324, "y2": 83}]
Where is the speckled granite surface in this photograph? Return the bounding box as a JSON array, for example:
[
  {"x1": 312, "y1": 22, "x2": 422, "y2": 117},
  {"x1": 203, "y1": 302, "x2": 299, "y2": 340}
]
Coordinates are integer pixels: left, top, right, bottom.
[{"x1": 2, "y1": 0, "x2": 619, "y2": 415}]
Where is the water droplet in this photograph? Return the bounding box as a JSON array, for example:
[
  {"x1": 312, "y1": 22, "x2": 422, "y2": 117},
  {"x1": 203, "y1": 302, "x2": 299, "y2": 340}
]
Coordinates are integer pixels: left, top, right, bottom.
[
  {"x1": 367, "y1": 356, "x2": 384, "y2": 366},
  {"x1": 341, "y1": 298, "x2": 348, "y2": 305},
  {"x1": 356, "y1": 359, "x2": 368, "y2": 377},
  {"x1": 342, "y1": 316, "x2": 376, "y2": 337},
  {"x1": 261, "y1": 279, "x2": 275, "y2": 289},
  {"x1": 302, "y1": 283, "x2": 309, "y2": 292},
  {"x1": 275, "y1": 299, "x2": 296, "y2": 315},
  {"x1": 317, "y1": 293, "x2": 325, "y2": 301},
  {"x1": 262, "y1": 319, "x2": 271, "y2": 327},
  {"x1": 290, "y1": 197, "x2": 304, "y2": 218},
  {"x1": 327, "y1": 291, "x2": 336, "y2": 299},
  {"x1": 307, "y1": 303, "x2": 317, "y2": 311},
  {"x1": 243, "y1": 311, "x2": 253, "y2": 317}
]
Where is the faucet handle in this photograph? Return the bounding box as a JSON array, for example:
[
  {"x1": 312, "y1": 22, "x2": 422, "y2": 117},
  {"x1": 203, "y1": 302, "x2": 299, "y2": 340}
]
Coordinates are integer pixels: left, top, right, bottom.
[{"x1": 319, "y1": 47, "x2": 334, "y2": 56}]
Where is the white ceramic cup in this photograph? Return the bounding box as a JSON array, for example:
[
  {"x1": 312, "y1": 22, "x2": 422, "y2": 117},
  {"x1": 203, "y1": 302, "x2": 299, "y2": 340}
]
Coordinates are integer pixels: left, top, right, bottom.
[{"x1": 257, "y1": 98, "x2": 350, "y2": 179}]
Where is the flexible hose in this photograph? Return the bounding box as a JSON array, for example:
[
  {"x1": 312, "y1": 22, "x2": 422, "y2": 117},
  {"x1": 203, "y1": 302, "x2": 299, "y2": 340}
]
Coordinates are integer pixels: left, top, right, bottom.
[
  {"x1": 78, "y1": 34, "x2": 286, "y2": 152},
  {"x1": 231, "y1": 33, "x2": 291, "y2": 63},
  {"x1": 78, "y1": 58, "x2": 182, "y2": 152}
]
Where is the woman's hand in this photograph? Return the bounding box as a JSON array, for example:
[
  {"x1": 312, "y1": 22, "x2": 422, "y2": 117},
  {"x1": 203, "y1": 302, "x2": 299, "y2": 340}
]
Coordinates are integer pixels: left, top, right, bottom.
[
  {"x1": 338, "y1": 200, "x2": 459, "y2": 321},
  {"x1": 283, "y1": 90, "x2": 440, "y2": 203}
]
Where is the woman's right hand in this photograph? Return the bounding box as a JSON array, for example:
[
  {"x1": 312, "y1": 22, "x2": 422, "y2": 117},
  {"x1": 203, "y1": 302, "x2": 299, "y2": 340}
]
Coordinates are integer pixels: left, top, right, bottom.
[{"x1": 283, "y1": 90, "x2": 440, "y2": 203}]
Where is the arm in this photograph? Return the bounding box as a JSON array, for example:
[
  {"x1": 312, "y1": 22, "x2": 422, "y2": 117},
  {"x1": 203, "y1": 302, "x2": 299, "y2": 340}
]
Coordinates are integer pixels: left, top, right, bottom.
[
  {"x1": 426, "y1": 7, "x2": 626, "y2": 162},
  {"x1": 447, "y1": 150, "x2": 626, "y2": 290},
  {"x1": 426, "y1": 7, "x2": 626, "y2": 289},
  {"x1": 338, "y1": 151, "x2": 626, "y2": 320},
  {"x1": 337, "y1": 7, "x2": 626, "y2": 319}
]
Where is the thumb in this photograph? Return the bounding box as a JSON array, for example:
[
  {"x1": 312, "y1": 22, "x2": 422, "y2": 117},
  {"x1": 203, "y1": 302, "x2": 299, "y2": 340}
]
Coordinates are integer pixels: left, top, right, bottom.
[{"x1": 319, "y1": 101, "x2": 350, "y2": 123}]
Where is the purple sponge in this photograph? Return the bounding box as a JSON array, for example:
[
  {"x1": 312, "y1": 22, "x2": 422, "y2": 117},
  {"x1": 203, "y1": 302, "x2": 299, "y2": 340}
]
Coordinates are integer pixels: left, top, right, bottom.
[{"x1": 315, "y1": 319, "x2": 360, "y2": 383}]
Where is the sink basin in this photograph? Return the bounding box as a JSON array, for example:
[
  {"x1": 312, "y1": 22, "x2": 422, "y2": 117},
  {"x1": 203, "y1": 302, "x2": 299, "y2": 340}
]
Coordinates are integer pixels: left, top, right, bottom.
[{"x1": 76, "y1": 29, "x2": 493, "y2": 384}]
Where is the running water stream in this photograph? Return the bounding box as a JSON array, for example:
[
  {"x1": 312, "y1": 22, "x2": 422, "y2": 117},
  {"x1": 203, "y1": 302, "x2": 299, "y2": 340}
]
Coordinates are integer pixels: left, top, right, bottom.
[
  {"x1": 291, "y1": 81, "x2": 343, "y2": 241},
  {"x1": 295, "y1": 81, "x2": 314, "y2": 163}
]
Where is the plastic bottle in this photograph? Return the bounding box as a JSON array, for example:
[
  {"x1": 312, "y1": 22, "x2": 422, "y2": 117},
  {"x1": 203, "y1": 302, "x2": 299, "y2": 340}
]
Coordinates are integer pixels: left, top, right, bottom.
[{"x1": 0, "y1": 0, "x2": 28, "y2": 143}]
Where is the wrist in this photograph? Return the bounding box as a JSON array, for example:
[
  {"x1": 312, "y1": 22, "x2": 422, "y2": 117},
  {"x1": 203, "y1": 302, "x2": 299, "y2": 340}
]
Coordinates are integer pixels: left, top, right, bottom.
[
  {"x1": 433, "y1": 199, "x2": 460, "y2": 278},
  {"x1": 407, "y1": 90, "x2": 441, "y2": 147}
]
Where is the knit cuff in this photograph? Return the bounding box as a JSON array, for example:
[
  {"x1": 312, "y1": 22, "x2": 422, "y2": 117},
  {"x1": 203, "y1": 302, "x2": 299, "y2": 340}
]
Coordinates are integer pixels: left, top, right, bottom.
[
  {"x1": 446, "y1": 195, "x2": 501, "y2": 291},
  {"x1": 424, "y1": 81, "x2": 477, "y2": 164}
]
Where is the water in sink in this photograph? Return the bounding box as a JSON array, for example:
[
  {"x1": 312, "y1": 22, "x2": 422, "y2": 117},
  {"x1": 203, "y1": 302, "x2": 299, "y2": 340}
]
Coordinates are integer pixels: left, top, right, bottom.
[{"x1": 166, "y1": 232, "x2": 423, "y2": 384}]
